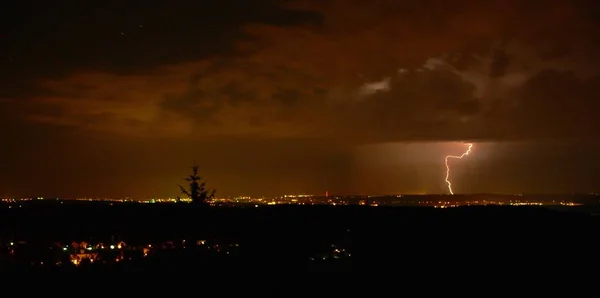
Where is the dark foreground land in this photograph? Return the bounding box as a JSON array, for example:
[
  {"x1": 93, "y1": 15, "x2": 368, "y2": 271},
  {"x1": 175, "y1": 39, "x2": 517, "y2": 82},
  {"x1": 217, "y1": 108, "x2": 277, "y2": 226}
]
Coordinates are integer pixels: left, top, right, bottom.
[{"x1": 1, "y1": 201, "x2": 599, "y2": 273}]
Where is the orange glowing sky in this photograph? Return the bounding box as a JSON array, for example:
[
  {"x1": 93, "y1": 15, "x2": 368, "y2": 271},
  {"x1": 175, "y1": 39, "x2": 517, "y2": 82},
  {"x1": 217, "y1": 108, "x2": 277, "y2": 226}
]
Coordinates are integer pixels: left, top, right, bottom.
[{"x1": 1, "y1": 0, "x2": 600, "y2": 197}]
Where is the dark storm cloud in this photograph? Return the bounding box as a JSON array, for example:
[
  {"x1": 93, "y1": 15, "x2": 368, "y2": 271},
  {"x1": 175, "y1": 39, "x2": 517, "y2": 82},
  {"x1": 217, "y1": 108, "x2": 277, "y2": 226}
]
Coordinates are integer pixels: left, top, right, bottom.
[
  {"x1": 271, "y1": 88, "x2": 303, "y2": 106},
  {"x1": 489, "y1": 50, "x2": 510, "y2": 78},
  {"x1": 342, "y1": 71, "x2": 480, "y2": 139},
  {"x1": 4, "y1": 0, "x2": 599, "y2": 144},
  {"x1": 0, "y1": 0, "x2": 322, "y2": 97},
  {"x1": 161, "y1": 87, "x2": 218, "y2": 124},
  {"x1": 219, "y1": 0, "x2": 600, "y2": 142},
  {"x1": 219, "y1": 82, "x2": 259, "y2": 106},
  {"x1": 485, "y1": 70, "x2": 600, "y2": 140},
  {"x1": 162, "y1": 89, "x2": 207, "y2": 114}
]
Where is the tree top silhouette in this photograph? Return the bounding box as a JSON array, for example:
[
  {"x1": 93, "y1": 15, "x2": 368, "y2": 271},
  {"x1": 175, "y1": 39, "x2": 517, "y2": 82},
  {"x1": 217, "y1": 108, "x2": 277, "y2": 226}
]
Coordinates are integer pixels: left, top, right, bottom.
[{"x1": 178, "y1": 164, "x2": 215, "y2": 205}]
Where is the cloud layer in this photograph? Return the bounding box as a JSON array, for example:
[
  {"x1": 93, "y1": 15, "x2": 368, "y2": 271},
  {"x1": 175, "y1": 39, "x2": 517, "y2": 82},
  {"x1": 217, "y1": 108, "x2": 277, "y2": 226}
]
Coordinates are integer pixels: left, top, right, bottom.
[{"x1": 6, "y1": 0, "x2": 600, "y2": 143}]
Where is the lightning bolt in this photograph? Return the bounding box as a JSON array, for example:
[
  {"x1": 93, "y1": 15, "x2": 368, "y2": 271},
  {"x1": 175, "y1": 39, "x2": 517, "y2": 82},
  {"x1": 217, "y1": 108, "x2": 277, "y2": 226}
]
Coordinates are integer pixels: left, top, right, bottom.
[{"x1": 444, "y1": 143, "x2": 473, "y2": 195}]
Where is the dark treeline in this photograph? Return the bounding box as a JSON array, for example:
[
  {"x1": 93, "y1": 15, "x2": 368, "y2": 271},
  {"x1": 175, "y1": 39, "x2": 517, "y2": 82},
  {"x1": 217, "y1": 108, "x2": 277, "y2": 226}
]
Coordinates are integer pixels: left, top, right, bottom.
[{"x1": 1, "y1": 202, "x2": 599, "y2": 272}]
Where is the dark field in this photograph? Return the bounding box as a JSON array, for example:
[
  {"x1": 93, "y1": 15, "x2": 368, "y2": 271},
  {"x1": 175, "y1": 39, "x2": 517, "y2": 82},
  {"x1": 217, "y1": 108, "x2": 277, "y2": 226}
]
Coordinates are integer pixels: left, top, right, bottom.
[{"x1": 1, "y1": 201, "x2": 599, "y2": 272}]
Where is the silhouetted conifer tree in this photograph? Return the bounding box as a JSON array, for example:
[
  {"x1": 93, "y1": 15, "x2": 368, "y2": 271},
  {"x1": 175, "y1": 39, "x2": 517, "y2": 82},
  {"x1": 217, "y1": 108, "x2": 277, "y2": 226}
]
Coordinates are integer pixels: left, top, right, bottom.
[{"x1": 178, "y1": 165, "x2": 215, "y2": 205}]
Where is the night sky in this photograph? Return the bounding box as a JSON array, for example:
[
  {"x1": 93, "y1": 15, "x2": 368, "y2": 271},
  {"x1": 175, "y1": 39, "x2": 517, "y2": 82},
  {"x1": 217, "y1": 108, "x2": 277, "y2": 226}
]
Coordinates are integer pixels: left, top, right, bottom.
[{"x1": 2, "y1": 0, "x2": 600, "y2": 197}]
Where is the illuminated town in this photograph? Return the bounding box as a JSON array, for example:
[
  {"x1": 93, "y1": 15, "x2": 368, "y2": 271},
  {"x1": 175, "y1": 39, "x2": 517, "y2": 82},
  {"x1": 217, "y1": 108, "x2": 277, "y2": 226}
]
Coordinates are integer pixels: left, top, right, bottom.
[
  {"x1": 2, "y1": 238, "x2": 244, "y2": 268},
  {"x1": 2, "y1": 193, "x2": 598, "y2": 271},
  {"x1": 1, "y1": 194, "x2": 595, "y2": 208}
]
